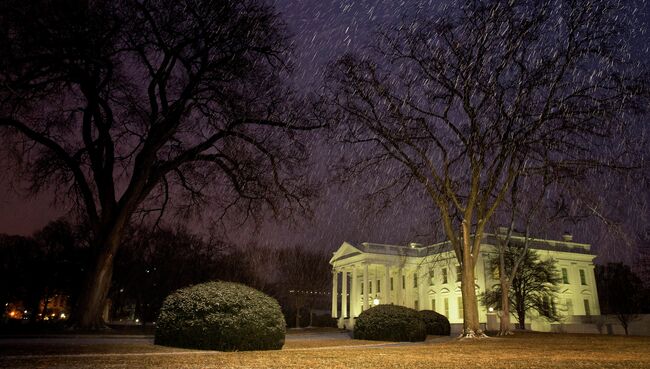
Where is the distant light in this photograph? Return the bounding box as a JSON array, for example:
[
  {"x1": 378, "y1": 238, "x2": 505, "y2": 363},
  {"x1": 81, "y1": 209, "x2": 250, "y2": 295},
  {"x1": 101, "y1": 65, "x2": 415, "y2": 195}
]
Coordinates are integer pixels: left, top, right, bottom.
[
  {"x1": 24, "y1": 310, "x2": 27, "y2": 314},
  {"x1": 60, "y1": 313, "x2": 66, "y2": 319},
  {"x1": 488, "y1": 307, "x2": 494, "y2": 312},
  {"x1": 373, "y1": 298, "x2": 380, "y2": 306},
  {"x1": 9, "y1": 311, "x2": 15, "y2": 317},
  {"x1": 135, "y1": 318, "x2": 140, "y2": 323}
]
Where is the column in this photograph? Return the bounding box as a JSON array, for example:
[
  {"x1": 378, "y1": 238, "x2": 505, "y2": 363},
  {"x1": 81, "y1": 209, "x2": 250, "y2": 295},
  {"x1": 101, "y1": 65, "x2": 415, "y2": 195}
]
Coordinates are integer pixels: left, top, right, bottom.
[
  {"x1": 363, "y1": 263, "x2": 369, "y2": 311},
  {"x1": 397, "y1": 267, "x2": 403, "y2": 306},
  {"x1": 331, "y1": 269, "x2": 338, "y2": 318},
  {"x1": 351, "y1": 266, "x2": 358, "y2": 317},
  {"x1": 417, "y1": 267, "x2": 426, "y2": 310},
  {"x1": 341, "y1": 270, "x2": 348, "y2": 318},
  {"x1": 384, "y1": 264, "x2": 391, "y2": 304},
  {"x1": 590, "y1": 265, "x2": 601, "y2": 315}
]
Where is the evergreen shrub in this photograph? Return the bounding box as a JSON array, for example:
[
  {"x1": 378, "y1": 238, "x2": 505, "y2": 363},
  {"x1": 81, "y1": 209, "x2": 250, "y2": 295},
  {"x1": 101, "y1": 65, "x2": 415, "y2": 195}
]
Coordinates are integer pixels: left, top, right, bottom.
[
  {"x1": 155, "y1": 281, "x2": 286, "y2": 351},
  {"x1": 418, "y1": 309, "x2": 451, "y2": 335},
  {"x1": 353, "y1": 304, "x2": 426, "y2": 342}
]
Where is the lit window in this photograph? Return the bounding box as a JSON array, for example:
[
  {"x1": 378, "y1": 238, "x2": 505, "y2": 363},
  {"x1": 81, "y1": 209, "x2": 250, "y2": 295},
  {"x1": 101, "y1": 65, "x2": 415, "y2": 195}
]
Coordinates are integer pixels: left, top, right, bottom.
[
  {"x1": 562, "y1": 268, "x2": 569, "y2": 284},
  {"x1": 580, "y1": 269, "x2": 587, "y2": 285}
]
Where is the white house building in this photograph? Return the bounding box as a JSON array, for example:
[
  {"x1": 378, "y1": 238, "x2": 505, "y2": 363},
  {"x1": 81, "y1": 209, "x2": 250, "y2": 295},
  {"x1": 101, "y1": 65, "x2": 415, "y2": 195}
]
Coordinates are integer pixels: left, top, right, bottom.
[{"x1": 330, "y1": 232, "x2": 600, "y2": 332}]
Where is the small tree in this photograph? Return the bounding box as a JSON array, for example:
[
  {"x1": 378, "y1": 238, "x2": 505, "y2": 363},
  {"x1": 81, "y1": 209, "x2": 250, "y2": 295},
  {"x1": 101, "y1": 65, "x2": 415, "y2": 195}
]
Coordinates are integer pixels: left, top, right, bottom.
[
  {"x1": 490, "y1": 173, "x2": 553, "y2": 335},
  {"x1": 276, "y1": 246, "x2": 331, "y2": 328},
  {"x1": 482, "y1": 244, "x2": 562, "y2": 330},
  {"x1": 596, "y1": 263, "x2": 644, "y2": 335}
]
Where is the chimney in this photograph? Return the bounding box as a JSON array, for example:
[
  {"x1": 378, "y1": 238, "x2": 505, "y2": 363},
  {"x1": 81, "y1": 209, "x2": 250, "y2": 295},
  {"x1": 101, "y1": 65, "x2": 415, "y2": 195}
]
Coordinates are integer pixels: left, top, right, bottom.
[{"x1": 562, "y1": 233, "x2": 573, "y2": 242}]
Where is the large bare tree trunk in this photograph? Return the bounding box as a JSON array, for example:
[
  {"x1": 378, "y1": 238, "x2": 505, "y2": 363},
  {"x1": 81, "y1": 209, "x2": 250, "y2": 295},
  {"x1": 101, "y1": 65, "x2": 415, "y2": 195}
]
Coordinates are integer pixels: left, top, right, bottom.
[
  {"x1": 498, "y1": 237, "x2": 513, "y2": 336},
  {"x1": 499, "y1": 279, "x2": 512, "y2": 335},
  {"x1": 460, "y1": 226, "x2": 484, "y2": 338},
  {"x1": 461, "y1": 264, "x2": 482, "y2": 337},
  {"x1": 73, "y1": 222, "x2": 126, "y2": 329}
]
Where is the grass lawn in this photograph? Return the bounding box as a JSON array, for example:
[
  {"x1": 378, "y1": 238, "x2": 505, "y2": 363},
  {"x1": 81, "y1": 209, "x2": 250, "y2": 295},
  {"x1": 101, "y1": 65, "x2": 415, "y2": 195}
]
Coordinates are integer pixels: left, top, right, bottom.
[{"x1": 1, "y1": 332, "x2": 650, "y2": 368}]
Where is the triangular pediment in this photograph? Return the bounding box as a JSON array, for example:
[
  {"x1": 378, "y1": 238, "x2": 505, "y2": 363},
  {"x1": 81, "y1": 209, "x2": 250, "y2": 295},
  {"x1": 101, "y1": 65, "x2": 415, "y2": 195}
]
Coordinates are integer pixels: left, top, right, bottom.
[{"x1": 330, "y1": 241, "x2": 364, "y2": 264}]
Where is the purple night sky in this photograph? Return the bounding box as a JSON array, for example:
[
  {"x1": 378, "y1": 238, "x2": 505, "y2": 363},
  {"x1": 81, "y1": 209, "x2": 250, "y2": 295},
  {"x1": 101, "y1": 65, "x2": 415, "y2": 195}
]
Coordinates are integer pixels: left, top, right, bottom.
[{"x1": 1, "y1": 0, "x2": 648, "y2": 262}]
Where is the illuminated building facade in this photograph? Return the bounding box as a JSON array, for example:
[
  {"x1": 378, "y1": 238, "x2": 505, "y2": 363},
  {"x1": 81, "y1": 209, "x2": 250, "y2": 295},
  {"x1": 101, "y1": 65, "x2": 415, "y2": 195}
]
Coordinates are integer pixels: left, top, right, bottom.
[{"x1": 330, "y1": 232, "x2": 600, "y2": 332}]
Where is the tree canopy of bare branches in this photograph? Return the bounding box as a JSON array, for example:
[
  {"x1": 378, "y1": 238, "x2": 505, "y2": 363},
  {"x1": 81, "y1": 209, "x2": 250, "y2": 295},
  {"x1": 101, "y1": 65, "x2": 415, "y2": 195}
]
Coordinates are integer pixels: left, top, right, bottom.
[
  {"x1": 0, "y1": 0, "x2": 320, "y2": 328},
  {"x1": 325, "y1": 0, "x2": 646, "y2": 337}
]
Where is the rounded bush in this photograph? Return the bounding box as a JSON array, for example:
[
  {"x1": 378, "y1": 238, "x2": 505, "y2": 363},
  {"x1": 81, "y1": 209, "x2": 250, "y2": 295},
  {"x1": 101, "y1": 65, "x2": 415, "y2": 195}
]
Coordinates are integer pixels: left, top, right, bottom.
[
  {"x1": 353, "y1": 304, "x2": 426, "y2": 342},
  {"x1": 154, "y1": 281, "x2": 286, "y2": 351},
  {"x1": 418, "y1": 310, "x2": 451, "y2": 336}
]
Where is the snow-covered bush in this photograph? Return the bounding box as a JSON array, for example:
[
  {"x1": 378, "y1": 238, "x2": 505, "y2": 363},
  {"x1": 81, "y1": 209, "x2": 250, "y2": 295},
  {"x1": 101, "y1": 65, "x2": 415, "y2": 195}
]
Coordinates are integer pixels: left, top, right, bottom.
[
  {"x1": 154, "y1": 281, "x2": 286, "y2": 351},
  {"x1": 353, "y1": 304, "x2": 426, "y2": 342},
  {"x1": 418, "y1": 309, "x2": 450, "y2": 336}
]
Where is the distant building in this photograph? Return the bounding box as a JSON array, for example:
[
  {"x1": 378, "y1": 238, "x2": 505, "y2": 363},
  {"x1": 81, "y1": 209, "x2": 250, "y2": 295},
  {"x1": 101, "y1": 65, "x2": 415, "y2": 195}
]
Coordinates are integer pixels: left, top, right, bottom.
[
  {"x1": 330, "y1": 232, "x2": 599, "y2": 332},
  {"x1": 38, "y1": 294, "x2": 68, "y2": 320},
  {"x1": 4, "y1": 294, "x2": 69, "y2": 321}
]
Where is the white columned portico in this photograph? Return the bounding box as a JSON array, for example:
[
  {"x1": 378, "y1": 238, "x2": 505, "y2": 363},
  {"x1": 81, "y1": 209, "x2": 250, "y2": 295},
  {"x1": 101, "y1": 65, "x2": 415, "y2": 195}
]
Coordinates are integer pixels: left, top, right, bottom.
[
  {"x1": 331, "y1": 269, "x2": 338, "y2": 318},
  {"x1": 351, "y1": 266, "x2": 358, "y2": 318},
  {"x1": 384, "y1": 264, "x2": 391, "y2": 304},
  {"x1": 363, "y1": 263, "x2": 369, "y2": 311},
  {"x1": 341, "y1": 269, "x2": 348, "y2": 319}
]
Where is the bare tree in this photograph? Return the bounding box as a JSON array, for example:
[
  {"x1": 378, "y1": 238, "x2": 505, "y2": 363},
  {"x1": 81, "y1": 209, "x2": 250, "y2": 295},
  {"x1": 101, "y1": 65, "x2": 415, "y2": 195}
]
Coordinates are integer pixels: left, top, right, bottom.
[
  {"x1": 596, "y1": 263, "x2": 645, "y2": 335},
  {"x1": 276, "y1": 245, "x2": 331, "y2": 328},
  {"x1": 325, "y1": 0, "x2": 645, "y2": 337},
  {"x1": 0, "y1": 0, "x2": 319, "y2": 329},
  {"x1": 111, "y1": 225, "x2": 224, "y2": 324}
]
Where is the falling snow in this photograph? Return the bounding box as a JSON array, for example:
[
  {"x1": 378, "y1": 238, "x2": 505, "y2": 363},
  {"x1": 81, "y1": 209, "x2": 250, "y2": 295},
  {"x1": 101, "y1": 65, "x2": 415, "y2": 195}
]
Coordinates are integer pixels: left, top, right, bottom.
[{"x1": 0, "y1": 0, "x2": 649, "y2": 266}]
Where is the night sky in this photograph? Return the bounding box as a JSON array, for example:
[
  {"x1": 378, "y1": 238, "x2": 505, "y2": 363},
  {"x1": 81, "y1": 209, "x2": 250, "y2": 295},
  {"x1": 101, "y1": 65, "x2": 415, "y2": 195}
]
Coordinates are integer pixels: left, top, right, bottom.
[{"x1": 0, "y1": 0, "x2": 649, "y2": 262}]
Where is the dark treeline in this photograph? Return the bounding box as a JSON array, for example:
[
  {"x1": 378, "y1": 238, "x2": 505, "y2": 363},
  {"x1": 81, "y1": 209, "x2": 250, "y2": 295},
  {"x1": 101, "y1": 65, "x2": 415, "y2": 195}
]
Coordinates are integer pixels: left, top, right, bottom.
[{"x1": 0, "y1": 219, "x2": 333, "y2": 329}]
